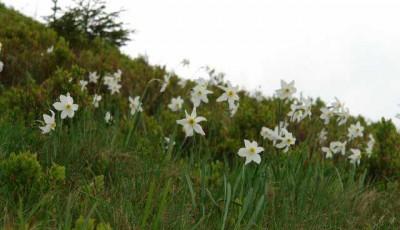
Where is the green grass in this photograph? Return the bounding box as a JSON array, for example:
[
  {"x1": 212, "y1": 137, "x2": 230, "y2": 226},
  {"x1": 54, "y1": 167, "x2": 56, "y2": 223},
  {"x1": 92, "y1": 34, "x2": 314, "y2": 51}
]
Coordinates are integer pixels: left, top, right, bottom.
[{"x1": 0, "y1": 106, "x2": 399, "y2": 229}]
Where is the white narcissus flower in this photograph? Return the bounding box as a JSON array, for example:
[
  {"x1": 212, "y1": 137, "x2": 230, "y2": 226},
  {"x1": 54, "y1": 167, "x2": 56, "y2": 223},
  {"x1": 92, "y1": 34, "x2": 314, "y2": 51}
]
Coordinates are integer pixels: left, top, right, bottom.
[
  {"x1": 337, "y1": 108, "x2": 350, "y2": 126},
  {"x1": 53, "y1": 93, "x2": 79, "y2": 119},
  {"x1": 238, "y1": 140, "x2": 264, "y2": 165},
  {"x1": 348, "y1": 148, "x2": 361, "y2": 165},
  {"x1": 190, "y1": 84, "x2": 213, "y2": 107},
  {"x1": 114, "y1": 69, "x2": 122, "y2": 81},
  {"x1": 275, "y1": 80, "x2": 296, "y2": 100},
  {"x1": 79, "y1": 80, "x2": 88, "y2": 91},
  {"x1": 320, "y1": 107, "x2": 334, "y2": 125},
  {"x1": 322, "y1": 146, "x2": 334, "y2": 159},
  {"x1": 330, "y1": 141, "x2": 346, "y2": 155},
  {"x1": 176, "y1": 108, "x2": 206, "y2": 137},
  {"x1": 47, "y1": 46, "x2": 54, "y2": 54},
  {"x1": 288, "y1": 96, "x2": 312, "y2": 123},
  {"x1": 347, "y1": 121, "x2": 364, "y2": 140},
  {"x1": 92, "y1": 94, "x2": 102, "y2": 108},
  {"x1": 103, "y1": 71, "x2": 122, "y2": 95},
  {"x1": 229, "y1": 102, "x2": 239, "y2": 117},
  {"x1": 129, "y1": 96, "x2": 143, "y2": 115},
  {"x1": 275, "y1": 129, "x2": 296, "y2": 152},
  {"x1": 366, "y1": 134, "x2": 375, "y2": 158},
  {"x1": 319, "y1": 129, "x2": 328, "y2": 144},
  {"x1": 168, "y1": 96, "x2": 184, "y2": 112},
  {"x1": 39, "y1": 110, "x2": 56, "y2": 134},
  {"x1": 105, "y1": 112, "x2": 113, "y2": 123},
  {"x1": 216, "y1": 82, "x2": 240, "y2": 108},
  {"x1": 89, "y1": 71, "x2": 99, "y2": 83},
  {"x1": 160, "y1": 73, "x2": 171, "y2": 93}
]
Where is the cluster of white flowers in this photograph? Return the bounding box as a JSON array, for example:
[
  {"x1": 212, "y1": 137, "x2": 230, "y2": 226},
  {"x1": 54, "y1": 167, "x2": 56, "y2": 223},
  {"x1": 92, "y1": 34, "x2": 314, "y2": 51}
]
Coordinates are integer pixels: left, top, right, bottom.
[
  {"x1": 104, "y1": 70, "x2": 122, "y2": 95},
  {"x1": 320, "y1": 98, "x2": 350, "y2": 126},
  {"x1": 322, "y1": 141, "x2": 346, "y2": 159},
  {"x1": 260, "y1": 122, "x2": 296, "y2": 153},
  {"x1": 287, "y1": 95, "x2": 313, "y2": 123},
  {"x1": 39, "y1": 93, "x2": 79, "y2": 134},
  {"x1": 321, "y1": 120, "x2": 369, "y2": 165}
]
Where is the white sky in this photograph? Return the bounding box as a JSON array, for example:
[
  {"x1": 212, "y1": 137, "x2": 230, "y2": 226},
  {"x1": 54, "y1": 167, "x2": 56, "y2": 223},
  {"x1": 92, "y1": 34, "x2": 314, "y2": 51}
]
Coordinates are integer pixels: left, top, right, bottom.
[{"x1": 3, "y1": 0, "x2": 400, "y2": 124}]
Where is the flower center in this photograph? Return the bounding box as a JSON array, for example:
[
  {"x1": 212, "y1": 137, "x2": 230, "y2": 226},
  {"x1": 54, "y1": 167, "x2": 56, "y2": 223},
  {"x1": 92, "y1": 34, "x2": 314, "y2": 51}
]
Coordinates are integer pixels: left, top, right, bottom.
[
  {"x1": 51, "y1": 123, "x2": 56, "y2": 129},
  {"x1": 65, "y1": 104, "x2": 72, "y2": 110},
  {"x1": 188, "y1": 118, "x2": 195, "y2": 126},
  {"x1": 249, "y1": 147, "x2": 256, "y2": 154},
  {"x1": 228, "y1": 91, "x2": 234, "y2": 97}
]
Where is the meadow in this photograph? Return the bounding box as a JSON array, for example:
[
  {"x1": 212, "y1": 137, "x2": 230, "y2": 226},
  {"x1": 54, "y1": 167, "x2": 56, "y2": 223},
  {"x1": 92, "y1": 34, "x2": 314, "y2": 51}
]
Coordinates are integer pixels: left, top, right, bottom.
[{"x1": 0, "y1": 3, "x2": 400, "y2": 229}]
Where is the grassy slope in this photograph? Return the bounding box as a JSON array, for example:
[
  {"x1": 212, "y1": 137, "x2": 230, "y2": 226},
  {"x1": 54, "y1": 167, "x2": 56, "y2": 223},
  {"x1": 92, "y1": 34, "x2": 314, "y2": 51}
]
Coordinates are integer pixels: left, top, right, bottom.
[{"x1": 0, "y1": 4, "x2": 399, "y2": 229}]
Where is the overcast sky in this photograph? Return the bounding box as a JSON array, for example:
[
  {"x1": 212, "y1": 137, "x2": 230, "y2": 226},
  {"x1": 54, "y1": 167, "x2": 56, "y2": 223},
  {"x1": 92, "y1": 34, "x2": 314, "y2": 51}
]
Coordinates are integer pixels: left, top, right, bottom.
[{"x1": 3, "y1": 0, "x2": 400, "y2": 125}]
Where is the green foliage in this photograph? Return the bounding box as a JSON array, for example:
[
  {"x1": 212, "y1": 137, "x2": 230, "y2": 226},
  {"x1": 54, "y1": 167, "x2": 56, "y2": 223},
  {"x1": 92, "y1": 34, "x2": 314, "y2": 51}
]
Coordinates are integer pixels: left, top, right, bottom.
[
  {"x1": 369, "y1": 118, "x2": 400, "y2": 179},
  {"x1": 0, "y1": 152, "x2": 43, "y2": 197},
  {"x1": 49, "y1": 163, "x2": 66, "y2": 183},
  {"x1": 48, "y1": 0, "x2": 131, "y2": 48}
]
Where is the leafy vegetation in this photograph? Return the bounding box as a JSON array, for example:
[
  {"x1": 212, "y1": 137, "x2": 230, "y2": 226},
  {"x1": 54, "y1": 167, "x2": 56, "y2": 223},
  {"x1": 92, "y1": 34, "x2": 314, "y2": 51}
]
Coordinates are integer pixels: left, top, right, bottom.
[{"x1": 0, "y1": 3, "x2": 399, "y2": 229}]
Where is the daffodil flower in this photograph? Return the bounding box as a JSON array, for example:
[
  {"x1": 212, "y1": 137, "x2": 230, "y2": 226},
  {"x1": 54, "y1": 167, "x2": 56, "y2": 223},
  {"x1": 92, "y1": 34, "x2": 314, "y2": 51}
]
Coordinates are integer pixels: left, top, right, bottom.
[
  {"x1": 176, "y1": 108, "x2": 206, "y2": 137},
  {"x1": 190, "y1": 84, "x2": 213, "y2": 107},
  {"x1": 238, "y1": 140, "x2": 264, "y2": 165},
  {"x1": 79, "y1": 80, "x2": 88, "y2": 91},
  {"x1": 89, "y1": 71, "x2": 99, "y2": 83},
  {"x1": 39, "y1": 110, "x2": 56, "y2": 134},
  {"x1": 129, "y1": 96, "x2": 143, "y2": 115},
  {"x1": 105, "y1": 112, "x2": 113, "y2": 124},
  {"x1": 366, "y1": 134, "x2": 375, "y2": 158},
  {"x1": 275, "y1": 129, "x2": 296, "y2": 152},
  {"x1": 348, "y1": 148, "x2": 361, "y2": 165},
  {"x1": 330, "y1": 141, "x2": 346, "y2": 155},
  {"x1": 347, "y1": 121, "x2": 364, "y2": 140},
  {"x1": 216, "y1": 82, "x2": 240, "y2": 108},
  {"x1": 53, "y1": 93, "x2": 79, "y2": 119},
  {"x1": 276, "y1": 80, "x2": 296, "y2": 100},
  {"x1": 322, "y1": 146, "x2": 334, "y2": 159},
  {"x1": 92, "y1": 94, "x2": 102, "y2": 108},
  {"x1": 168, "y1": 96, "x2": 184, "y2": 112},
  {"x1": 160, "y1": 73, "x2": 171, "y2": 93}
]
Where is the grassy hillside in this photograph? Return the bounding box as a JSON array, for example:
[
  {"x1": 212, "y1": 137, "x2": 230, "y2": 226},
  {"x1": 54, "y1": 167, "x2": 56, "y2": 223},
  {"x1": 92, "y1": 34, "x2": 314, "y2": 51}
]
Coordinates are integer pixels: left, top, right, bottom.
[{"x1": 0, "y1": 3, "x2": 399, "y2": 229}]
